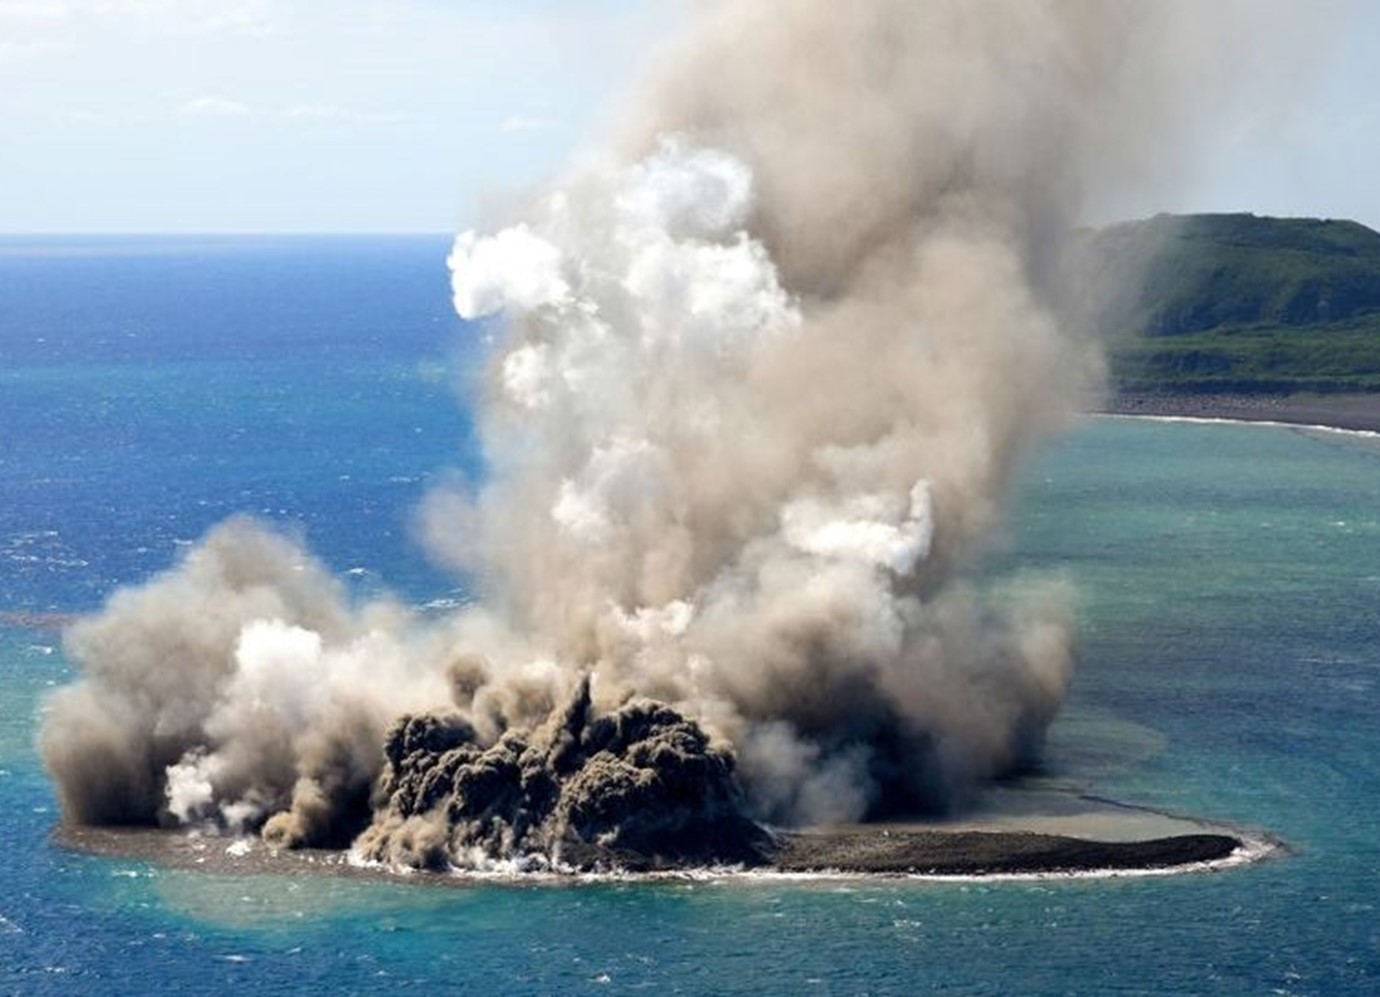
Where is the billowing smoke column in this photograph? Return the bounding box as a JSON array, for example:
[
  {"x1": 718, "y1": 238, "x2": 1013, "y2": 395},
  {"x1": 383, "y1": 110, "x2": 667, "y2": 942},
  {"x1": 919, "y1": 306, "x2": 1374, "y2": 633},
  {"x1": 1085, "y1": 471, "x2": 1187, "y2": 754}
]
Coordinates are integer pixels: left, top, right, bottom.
[
  {"x1": 423, "y1": 130, "x2": 1082, "y2": 834},
  {"x1": 39, "y1": 0, "x2": 1278, "y2": 870}
]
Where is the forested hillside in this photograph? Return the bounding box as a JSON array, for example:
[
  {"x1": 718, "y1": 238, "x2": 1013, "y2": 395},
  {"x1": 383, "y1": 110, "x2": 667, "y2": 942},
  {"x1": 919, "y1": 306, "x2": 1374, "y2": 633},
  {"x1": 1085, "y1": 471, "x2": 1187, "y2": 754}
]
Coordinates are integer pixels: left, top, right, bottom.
[{"x1": 1072, "y1": 213, "x2": 1380, "y2": 394}]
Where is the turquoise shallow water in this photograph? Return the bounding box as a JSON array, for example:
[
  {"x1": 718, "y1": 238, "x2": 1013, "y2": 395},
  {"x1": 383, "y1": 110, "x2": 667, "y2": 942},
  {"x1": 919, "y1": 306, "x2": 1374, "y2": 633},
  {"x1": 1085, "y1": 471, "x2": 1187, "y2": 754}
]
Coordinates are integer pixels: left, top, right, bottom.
[{"x1": 2, "y1": 238, "x2": 1378, "y2": 994}]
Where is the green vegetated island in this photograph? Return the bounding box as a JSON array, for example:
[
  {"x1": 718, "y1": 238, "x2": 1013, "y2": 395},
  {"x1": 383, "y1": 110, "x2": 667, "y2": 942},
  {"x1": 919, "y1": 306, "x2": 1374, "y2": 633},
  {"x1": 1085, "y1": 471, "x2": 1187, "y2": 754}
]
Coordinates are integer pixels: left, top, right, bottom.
[{"x1": 1074, "y1": 212, "x2": 1380, "y2": 429}]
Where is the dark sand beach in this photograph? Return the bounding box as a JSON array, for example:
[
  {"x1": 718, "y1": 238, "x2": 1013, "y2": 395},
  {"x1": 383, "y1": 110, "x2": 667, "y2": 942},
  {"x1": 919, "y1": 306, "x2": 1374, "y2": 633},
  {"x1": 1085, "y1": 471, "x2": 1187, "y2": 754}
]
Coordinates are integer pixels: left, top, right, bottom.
[
  {"x1": 769, "y1": 787, "x2": 1262, "y2": 876},
  {"x1": 771, "y1": 828, "x2": 1239, "y2": 875},
  {"x1": 1104, "y1": 393, "x2": 1380, "y2": 433}
]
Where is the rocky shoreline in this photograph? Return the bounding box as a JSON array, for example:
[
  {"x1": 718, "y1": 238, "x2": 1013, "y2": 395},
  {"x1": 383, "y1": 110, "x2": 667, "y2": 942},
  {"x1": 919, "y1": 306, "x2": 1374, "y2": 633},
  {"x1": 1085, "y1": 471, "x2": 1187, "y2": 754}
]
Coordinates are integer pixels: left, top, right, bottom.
[{"x1": 1103, "y1": 392, "x2": 1380, "y2": 434}]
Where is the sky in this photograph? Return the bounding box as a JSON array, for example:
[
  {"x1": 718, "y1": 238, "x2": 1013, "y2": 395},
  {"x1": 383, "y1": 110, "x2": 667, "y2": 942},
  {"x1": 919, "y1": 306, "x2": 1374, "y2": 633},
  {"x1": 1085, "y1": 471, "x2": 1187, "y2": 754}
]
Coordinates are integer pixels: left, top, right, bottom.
[{"x1": 1, "y1": 0, "x2": 1378, "y2": 234}]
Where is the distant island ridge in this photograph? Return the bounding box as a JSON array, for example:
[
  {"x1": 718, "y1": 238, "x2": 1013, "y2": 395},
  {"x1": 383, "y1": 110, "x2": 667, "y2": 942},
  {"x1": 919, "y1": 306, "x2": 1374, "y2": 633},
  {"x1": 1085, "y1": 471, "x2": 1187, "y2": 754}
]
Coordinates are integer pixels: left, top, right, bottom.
[{"x1": 1076, "y1": 212, "x2": 1380, "y2": 431}]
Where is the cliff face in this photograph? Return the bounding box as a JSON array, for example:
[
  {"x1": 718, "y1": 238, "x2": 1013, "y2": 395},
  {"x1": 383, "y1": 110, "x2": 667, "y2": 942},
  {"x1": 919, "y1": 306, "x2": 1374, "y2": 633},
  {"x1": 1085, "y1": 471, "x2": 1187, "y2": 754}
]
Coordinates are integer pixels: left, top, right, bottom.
[{"x1": 1067, "y1": 213, "x2": 1380, "y2": 394}]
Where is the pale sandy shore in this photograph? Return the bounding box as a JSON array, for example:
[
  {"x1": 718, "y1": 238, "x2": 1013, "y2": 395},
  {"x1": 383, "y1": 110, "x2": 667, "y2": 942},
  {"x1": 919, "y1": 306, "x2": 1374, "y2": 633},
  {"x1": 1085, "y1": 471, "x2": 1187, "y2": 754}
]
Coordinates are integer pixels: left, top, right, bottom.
[{"x1": 1103, "y1": 392, "x2": 1380, "y2": 434}]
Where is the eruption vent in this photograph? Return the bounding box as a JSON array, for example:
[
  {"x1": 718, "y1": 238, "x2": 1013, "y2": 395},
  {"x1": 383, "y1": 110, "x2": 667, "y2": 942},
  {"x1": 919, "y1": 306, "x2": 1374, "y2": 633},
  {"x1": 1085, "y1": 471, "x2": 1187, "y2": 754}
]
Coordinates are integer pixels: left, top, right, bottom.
[{"x1": 40, "y1": 0, "x2": 1288, "y2": 870}]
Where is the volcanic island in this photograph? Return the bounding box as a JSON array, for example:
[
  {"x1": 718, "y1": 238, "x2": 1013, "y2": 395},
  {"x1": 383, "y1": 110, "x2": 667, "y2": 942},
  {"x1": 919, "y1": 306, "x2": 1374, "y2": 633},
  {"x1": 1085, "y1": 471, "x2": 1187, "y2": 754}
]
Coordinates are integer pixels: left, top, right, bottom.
[{"x1": 55, "y1": 677, "x2": 1261, "y2": 882}]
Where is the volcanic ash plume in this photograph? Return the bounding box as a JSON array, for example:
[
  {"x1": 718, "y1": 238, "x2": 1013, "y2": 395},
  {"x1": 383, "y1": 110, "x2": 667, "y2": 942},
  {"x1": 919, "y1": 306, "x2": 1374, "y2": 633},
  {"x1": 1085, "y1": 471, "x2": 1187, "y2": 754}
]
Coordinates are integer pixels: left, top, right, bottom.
[{"x1": 39, "y1": 0, "x2": 1241, "y2": 870}]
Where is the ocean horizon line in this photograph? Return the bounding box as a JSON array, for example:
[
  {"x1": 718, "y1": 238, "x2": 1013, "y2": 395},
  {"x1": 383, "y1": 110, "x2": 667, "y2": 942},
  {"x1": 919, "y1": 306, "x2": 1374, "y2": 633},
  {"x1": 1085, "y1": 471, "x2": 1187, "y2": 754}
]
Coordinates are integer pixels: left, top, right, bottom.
[{"x1": 0, "y1": 230, "x2": 456, "y2": 240}]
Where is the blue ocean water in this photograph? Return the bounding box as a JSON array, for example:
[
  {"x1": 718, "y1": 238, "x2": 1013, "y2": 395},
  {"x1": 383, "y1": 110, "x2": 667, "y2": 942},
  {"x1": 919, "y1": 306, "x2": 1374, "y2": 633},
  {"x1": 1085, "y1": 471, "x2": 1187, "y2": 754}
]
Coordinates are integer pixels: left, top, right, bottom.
[{"x1": 2, "y1": 236, "x2": 1377, "y2": 994}]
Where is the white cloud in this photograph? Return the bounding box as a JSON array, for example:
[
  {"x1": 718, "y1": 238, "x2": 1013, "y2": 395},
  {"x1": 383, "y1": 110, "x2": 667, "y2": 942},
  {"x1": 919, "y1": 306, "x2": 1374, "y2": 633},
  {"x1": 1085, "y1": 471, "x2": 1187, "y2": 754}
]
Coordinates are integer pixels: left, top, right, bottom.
[
  {"x1": 448, "y1": 224, "x2": 571, "y2": 319},
  {"x1": 164, "y1": 0, "x2": 272, "y2": 35},
  {"x1": 500, "y1": 114, "x2": 545, "y2": 133},
  {"x1": 0, "y1": 1, "x2": 69, "y2": 21},
  {"x1": 176, "y1": 95, "x2": 411, "y2": 127},
  {"x1": 0, "y1": 37, "x2": 70, "y2": 61},
  {"x1": 0, "y1": 0, "x2": 682, "y2": 232},
  {"x1": 282, "y1": 104, "x2": 411, "y2": 126},
  {"x1": 60, "y1": 107, "x2": 130, "y2": 125},
  {"x1": 0, "y1": 0, "x2": 272, "y2": 34},
  {"x1": 180, "y1": 95, "x2": 253, "y2": 118}
]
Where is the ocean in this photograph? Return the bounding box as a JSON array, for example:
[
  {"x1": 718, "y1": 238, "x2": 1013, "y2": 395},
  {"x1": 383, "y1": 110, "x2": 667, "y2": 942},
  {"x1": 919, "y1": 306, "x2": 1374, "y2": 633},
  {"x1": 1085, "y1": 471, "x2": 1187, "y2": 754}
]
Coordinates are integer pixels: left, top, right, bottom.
[{"x1": 1, "y1": 236, "x2": 1376, "y2": 994}]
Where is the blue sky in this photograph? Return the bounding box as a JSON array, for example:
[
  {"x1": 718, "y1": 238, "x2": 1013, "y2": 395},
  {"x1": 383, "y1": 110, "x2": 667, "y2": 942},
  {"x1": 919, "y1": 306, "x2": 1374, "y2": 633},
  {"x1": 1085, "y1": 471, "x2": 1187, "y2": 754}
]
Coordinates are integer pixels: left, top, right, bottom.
[{"x1": 2, "y1": 0, "x2": 1377, "y2": 234}]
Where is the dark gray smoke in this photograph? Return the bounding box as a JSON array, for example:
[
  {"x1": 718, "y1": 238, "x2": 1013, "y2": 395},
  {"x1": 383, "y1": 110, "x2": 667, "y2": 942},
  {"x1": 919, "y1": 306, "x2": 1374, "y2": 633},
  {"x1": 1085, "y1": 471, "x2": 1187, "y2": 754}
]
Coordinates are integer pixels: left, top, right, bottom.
[
  {"x1": 39, "y1": 0, "x2": 1327, "y2": 871},
  {"x1": 356, "y1": 676, "x2": 769, "y2": 871}
]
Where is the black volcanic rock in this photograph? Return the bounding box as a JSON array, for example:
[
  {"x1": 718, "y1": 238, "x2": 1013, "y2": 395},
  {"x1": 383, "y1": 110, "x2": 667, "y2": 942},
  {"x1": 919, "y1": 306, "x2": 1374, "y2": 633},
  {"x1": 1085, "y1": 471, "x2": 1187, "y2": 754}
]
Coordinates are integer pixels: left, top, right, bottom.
[{"x1": 355, "y1": 676, "x2": 772, "y2": 871}]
